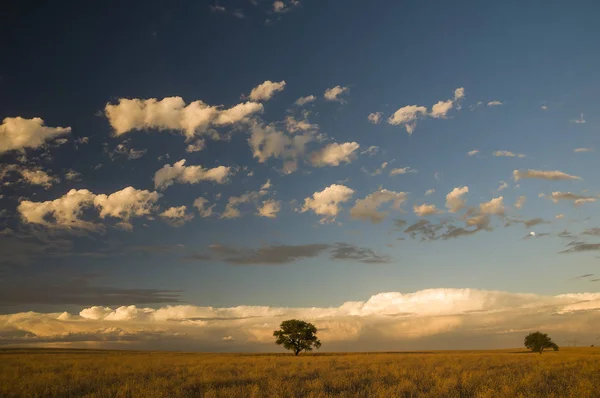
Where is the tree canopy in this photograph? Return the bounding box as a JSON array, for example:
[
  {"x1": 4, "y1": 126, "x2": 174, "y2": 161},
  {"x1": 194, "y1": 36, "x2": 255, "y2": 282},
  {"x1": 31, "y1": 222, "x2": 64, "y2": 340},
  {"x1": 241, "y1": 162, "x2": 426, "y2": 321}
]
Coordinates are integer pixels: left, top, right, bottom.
[
  {"x1": 273, "y1": 319, "x2": 321, "y2": 356},
  {"x1": 524, "y1": 331, "x2": 558, "y2": 354}
]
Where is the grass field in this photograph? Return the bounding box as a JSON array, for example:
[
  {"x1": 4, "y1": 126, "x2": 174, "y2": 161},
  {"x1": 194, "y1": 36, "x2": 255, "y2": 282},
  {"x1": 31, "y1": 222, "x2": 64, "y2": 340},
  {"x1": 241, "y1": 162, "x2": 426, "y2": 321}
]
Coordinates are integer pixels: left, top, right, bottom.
[{"x1": 2, "y1": 348, "x2": 600, "y2": 397}]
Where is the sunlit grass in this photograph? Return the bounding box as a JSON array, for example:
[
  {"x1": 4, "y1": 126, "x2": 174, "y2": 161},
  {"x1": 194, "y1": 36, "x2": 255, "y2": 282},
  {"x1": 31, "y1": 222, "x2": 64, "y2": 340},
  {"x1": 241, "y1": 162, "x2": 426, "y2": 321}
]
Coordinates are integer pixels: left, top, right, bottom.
[{"x1": 2, "y1": 348, "x2": 600, "y2": 397}]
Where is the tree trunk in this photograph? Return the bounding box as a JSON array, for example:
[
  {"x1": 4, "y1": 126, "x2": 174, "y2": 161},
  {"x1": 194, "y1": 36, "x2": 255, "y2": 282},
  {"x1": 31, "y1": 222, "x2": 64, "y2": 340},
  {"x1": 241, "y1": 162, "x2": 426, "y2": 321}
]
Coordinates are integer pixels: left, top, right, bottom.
[{"x1": 294, "y1": 349, "x2": 300, "y2": 356}]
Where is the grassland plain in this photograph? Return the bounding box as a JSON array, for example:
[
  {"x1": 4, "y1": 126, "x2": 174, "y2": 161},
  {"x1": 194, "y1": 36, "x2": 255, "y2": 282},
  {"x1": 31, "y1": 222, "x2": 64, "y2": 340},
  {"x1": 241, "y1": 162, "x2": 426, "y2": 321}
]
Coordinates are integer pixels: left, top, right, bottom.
[{"x1": 2, "y1": 348, "x2": 600, "y2": 397}]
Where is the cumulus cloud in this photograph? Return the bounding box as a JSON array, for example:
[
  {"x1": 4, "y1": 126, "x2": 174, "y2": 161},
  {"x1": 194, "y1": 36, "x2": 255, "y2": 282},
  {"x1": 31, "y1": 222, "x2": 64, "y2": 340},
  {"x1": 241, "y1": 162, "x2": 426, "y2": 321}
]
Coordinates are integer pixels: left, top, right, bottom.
[
  {"x1": 154, "y1": 160, "x2": 231, "y2": 190},
  {"x1": 185, "y1": 139, "x2": 206, "y2": 153},
  {"x1": 467, "y1": 150, "x2": 479, "y2": 156},
  {"x1": 430, "y1": 100, "x2": 454, "y2": 119},
  {"x1": 159, "y1": 206, "x2": 194, "y2": 226},
  {"x1": 193, "y1": 197, "x2": 216, "y2": 217},
  {"x1": 413, "y1": 203, "x2": 443, "y2": 217},
  {"x1": 301, "y1": 184, "x2": 354, "y2": 223},
  {"x1": 94, "y1": 187, "x2": 160, "y2": 230},
  {"x1": 349, "y1": 189, "x2": 407, "y2": 223},
  {"x1": 389, "y1": 167, "x2": 417, "y2": 176},
  {"x1": 368, "y1": 112, "x2": 383, "y2": 124},
  {"x1": 309, "y1": 142, "x2": 360, "y2": 167},
  {"x1": 105, "y1": 97, "x2": 263, "y2": 138},
  {"x1": 487, "y1": 101, "x2": 503, "y2": 106},
  {"x1": 5, "y1": 288, "x2": 600, "y2": 351},
  {"x1": 547, "y1": 192, "x2": 597, "y2": 206},
  {"x1": 496, "y1": 181, "x2": 509, "y2": 192},
  {"x1": 425, "y1": 189, "x2": 435, "y2": 196},
  {"x1": 445, "y1": 186, "x2": 468, "y2": 213},
  {"x1": 295, "y1": 95, "x2": 316, "y2": 106},
  {"x1": 273, "y1": 0, "x2": 300, "y2": 13},
  {"x1": 387, "y1": 105, "x2": 427, "y2": 134},
  {"x1": 0, "y1": 165, "x2": 59, "y2": 188},
  {"x1": 0, "y1": 117, "x2": 71, "y2": 153},
  {"x1": 574, "y1": 148, "x2": 594, "y2": 153},
  {"x1": 513, "y1": 169, "x2": 581, "y2": 181},
  {"x1": 494, "y1": 150, "x2": 525, "y2": 158},
  {"x1": 248, "y1": 80, "x2": 286, "y2": 101},
  {"x1": 324, "y1": 86, "x2": 350, "y2": 103},
  {"x1": 478, "y1": 196, "x2": 505, "y2": 216},
  {"x1": 256, "y1": 199, "x2": 281, "y2": 218},
  {"x1": 515, "y1": 196, "x2": 526, "y2": 210}
]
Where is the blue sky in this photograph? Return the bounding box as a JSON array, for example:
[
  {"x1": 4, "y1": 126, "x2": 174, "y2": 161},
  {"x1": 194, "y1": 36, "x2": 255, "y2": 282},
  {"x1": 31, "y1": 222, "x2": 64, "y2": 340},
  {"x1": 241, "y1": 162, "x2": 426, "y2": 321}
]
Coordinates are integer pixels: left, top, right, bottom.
[{"x1": 1, "y1": 0, "x2": 600, "y2": 350}]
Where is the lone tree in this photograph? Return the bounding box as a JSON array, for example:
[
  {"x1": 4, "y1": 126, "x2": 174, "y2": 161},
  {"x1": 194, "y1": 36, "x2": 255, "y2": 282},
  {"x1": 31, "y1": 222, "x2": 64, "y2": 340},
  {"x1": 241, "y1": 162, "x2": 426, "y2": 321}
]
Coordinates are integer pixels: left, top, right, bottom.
[
  {"x1": 273, "y1": 319, "x2": 321, "y2": 356},
  {"x1": 524, "y1": 331, "x2": 559, "y2": 354}
]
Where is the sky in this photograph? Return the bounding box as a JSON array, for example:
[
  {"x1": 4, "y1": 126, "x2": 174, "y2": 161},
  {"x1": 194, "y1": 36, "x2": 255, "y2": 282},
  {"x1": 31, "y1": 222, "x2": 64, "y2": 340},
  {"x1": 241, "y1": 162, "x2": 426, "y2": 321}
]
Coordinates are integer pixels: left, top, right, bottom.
[{"x1": 1, "y1": 0, "x2": 600, "y2": 352}]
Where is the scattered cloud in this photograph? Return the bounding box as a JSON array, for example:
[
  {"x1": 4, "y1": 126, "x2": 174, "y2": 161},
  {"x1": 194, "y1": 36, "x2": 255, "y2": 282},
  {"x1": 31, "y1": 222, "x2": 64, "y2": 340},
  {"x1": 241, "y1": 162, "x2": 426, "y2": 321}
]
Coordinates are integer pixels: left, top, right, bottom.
[
  {"x1": 560, "y1": 242, "x2": 600, "y2": 254},
  {"x1": 248, "y1": 80, "x2": 286, "y2": 101},
  {"x1": 413, "y1": 204, "x2": 443, "y2": 217},
  {"x1": 301, "y1": 184, "x2": 354, "y2": 223},
  {"x1": 193, "y1": 197, "x2": 216, "y2": 217},
  {"x1": 330, "y1": 243, "x2": 390, "y2": 264},
  {"x1": 349, "y1": 189, "x2": 407, "y2": 223},
  {"x1": 487, "y1": 101, "x2": 503, "y2": 106},
  {"x1": 368, "y1": 112, "x2": 383, "y2": 124},
  {"x1": 389, "y1": 167, "x2": 417, "y2": 176},
  {"x1": 94, "y1": 187, "x2": 160, "y2": 230},
  {"x1": 256, "y1": 199, "x2": 281, "y2": 218},
  {"x1": 361, "y1": 146, "x2": 380, "y2": 156},
  {"x1": 185, "y1": 139, "x2": 206, "y2": 153},
  {"x1": 210, "y1": 243, "x2": 329, "y2": 265},
  {"x1": 309, "y1": 142, "x2": 360, "y2": 167},
  {"x1": 0, "y1": 165, "x2": 59, "y2": 188},
  {"x1": 496, "y1": 181, "x2": 509, "y2": 192},
  {"x1": 571, "y1": 113, "x2": 586, "y2": 124},
  {"x1": 154, "y1": 159, "x2": 231, "y2": 190},
  {"x1": 295, "y1": 95, "x2": 316, "y2": 106},
  {"x1": 574, "y1": 148, "x2": 594, "y2": 153},
  {"x1": 513, "y1": 169, "x2": 581, "y2": 181},
  {"x1": 541, "y1": 105, "x2": 548, "y2": 111},
  {"x1": 445, "y1": 186, "x2": 469, "y2": 213},
  {"x1": 324, "y1": 86, "x2": 350, "y2": 103},
  {"x1": 0, "y1": 117, "x2": 71, "y2": 153},
  {"x1": 494, "y1": 150, "x2": 525, "y2": 158},
  {"x1": 387, "y1": 105, "x2": 427, "y2": 134},
  {"x1": 546, "y1": 192, "x2": 597, "y2": 206},
  {"x1": 515, "y1": 196, "x2": 526, "y2": 210},
  {"x1": 425, "y1": 189, "x2": 435, "y2": 196},
  {"x1": 467, "y1": 150, "x2": 479, "y2": 156},
  {"x1": 159, "y1": 206, "x2": 194, "y2": 227}
]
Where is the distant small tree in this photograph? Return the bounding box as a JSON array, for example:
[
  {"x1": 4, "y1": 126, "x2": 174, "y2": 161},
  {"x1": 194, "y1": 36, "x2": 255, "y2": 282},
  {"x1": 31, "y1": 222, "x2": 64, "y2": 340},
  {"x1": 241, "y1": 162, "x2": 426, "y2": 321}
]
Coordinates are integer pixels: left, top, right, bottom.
[
  {"x1": 524, "y1": 331, "x2": 559, "y2": 354},
  {"x1": 273, "y1": 319, "x2": 321, "y2": 356}
]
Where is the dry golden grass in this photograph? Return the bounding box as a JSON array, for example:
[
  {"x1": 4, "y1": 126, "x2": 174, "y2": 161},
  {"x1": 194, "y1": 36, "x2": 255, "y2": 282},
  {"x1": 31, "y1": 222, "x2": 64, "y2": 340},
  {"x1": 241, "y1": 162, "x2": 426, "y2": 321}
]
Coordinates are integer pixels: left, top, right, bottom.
[{"x1": 2, "y1": 347, "x2": 600, "y2": 397}]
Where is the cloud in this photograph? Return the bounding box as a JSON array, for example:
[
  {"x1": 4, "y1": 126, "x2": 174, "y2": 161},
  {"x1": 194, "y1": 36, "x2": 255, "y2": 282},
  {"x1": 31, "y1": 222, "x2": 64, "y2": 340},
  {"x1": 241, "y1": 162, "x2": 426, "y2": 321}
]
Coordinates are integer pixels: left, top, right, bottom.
[
  {"x1": 185, "y1": 139, "x2": 206, "y2": 153},
  {"x1": 467, "y1": 150, "x2": 479, "y2": 156},
  {"x1": 479, "y1": 196, "x2": 504, "y2": 216},
  {"x1": 324, "y1": 86, "x2": 349, "y2": 103},
  {"x1": 541, "y1": 105, "x2": 548, "y2": 111},
  {"x1": 18, "y1": 189, "x2": 99, "y2": 231},
  {"x1": 65, "y1": 169, "x2": 82, "y2": 181},
  {"x1": 330, "y1": 243, "x2": 390, "y2": 264},
  {"x1": 284, "y1": 116, "x2": 316, "y2": 133},
  {"x1": 309, "y1": 142, "x2": 360, "y2": 167},
  {"x1": 222, "y1": 182, "x2": 273, "y2": 219},
  {"x1": 159, "y1": 206, "x2": 194, "y2": 226},
  {"x1": 387, "y1": 105, "x2": 427, "y2": 134},
  {"x1": 248, "y1": 121, "x2": 315, "y2": 174},
  {"x1": 425, "y1": 189, "x2": 435, "y2": 196},
  {"x1": 5, "y1": 288, "x2": 600, "y2": 350},
  {"x1": 514, "y1": 196, "x2": 526, "y2": 210},
  {"x1": 361, "y1": 146, "x2": 380, "y2": 156},
  {"x1": 248, "y1": 80, "x2": 286, "y2": 101},
  {"x1": 193, "y1": 197, "x2": 216, "y2": 217},
  {"x1": 349, "y1": 189, "x2": 407, "y2": 223},
  {"x1": 560, "y1": 243, "x2": 600, "y2": 254},
  {"x1": 154, "y1": 159, "x2": 231, "y2": 190},
  {"x1": 295, "y1": 95, "x2": 316, "y2": 106},
  {"x1": 301, "y1": 184, "x2": 354, "y2": 223},
  {"x1": 430, "y1": 100, "x2": 454, "y2": 119},
  {"x1": 105, "y1": 97, "x2": 263, "y2": 138},
  {"x1": 367, "y1": 112, "x2": 383, "y2": 124},
  {"x1": 496, "y1": 181, "x2": 509, "y2": 192},
  {"x1": 211, "y1": 243, "x2": 330, "y2": 265},
  {"x1": 0, "y1": 165, "x2": 59, "y2": 188},
  {"x1": 523, "y1": 218, "x2": 546, "y2": 228},
  {"x1": 513, "y1": 169, "x2": 581, "y2": 181},
  {"x1": 94, "y1": 187, "x2": 160, "y2": 230},
  {"x1": 0, "y1": 117, "x2": 71, "y2": 153},
  {"x1": 574, "y1": 148, "x2": 594, "y2": 153},
  {"x1": 556, "y1": 214, "x2": 565, "y2": 219},
  {"x1": 487, "y1": 101, "x2": 503, "y2": 106},
  {"x1": 404, "y1": 220, "x2": 445, "y2": 241},
  {"x1": 445, "y1": 186, "x2": 468, "y2": 213},
  {"x1": 571, "y1": 113, "x2": 585, "y2": 124},
  {"x1": 413, "y1": 204, "x2": 443, "y2": 217},
  {"x1": 547, "y1": 192, "x2": 597, "y2": 206},
  {"x1": 256, "y1": 199, "x2": 281, "y2": 218},
  {"x1": 389, "y1": 167, "x2": 417, "y2": 176},
  {"x1": 494, "y1": 151, "x2": 525, "y2": 158}
]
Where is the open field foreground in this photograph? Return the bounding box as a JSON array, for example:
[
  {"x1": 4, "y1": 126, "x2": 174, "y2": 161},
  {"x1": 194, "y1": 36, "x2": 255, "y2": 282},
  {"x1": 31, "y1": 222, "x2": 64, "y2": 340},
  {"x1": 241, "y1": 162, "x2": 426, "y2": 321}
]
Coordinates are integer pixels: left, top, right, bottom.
[{"x1": 2, "y1": 348, "x2": 600, "y2": 397}]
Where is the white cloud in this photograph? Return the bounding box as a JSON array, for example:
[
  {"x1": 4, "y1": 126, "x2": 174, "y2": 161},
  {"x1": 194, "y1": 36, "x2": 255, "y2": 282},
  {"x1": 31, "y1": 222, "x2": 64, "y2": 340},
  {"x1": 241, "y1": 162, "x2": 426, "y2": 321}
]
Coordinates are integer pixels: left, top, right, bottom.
[
  {"x1": 105, "y1": 97, "x2": 263, "y2": 138},
  {"x1": 515, "y1": 196, "x2": 526, "y2": 210},
  {"x1": 284, "y1": 116, "x2": 316, "y2": 133},
  {"x1": 574, "y1": 148, "x2": 594, "y2": 153},
  {"x1": 154, "y1": 160, "x2": 231, "y2": 190},
  {"x1": 349, "y1": 189, "x2": 407, "y2": 223},
  {"x1": 248, "y1": 80, "x2": 286, "y2": 101},
  {"x1": 159, "y1": 206, "x2": 194, "y2": 226},
  {"x1": 467, "y1": 150, "x2": 479, "y2": 156},
  {"x1": 496, "y1": 181, "x2": 509, "y2": 192},
  {"x1": 494, "y1": 150, "x2": 525, "y2": 158},
  {"x1": 310, "y1": 142, "x2": 360, "y2": 167},
  {"x1": 222, "y1": 182, "x2": 273, "y2": 219},
  {"x1": 430, "y1": 100, "x2": 454, "y2": 119},
  {"x1": 454, "y1": 88, "x2": 465, "y2": 100},
  {"x1": 425, "y1": 189, "x2": 435, "y2": 196},
  {"x1": 479, "y1": 196, "x2": 504, "y2": 215},
  {"x1": 413, "y1": 203, "x2": 443, "y2": 217},
  {"x1": 541, "y1": 105, "x2": 548, "y2": 111},
  {"x1": 0, "y1": 165, "x2": 58, "y2": 188},
  {"x1": 487, "y1": 101, "x2": 503, "y2": 106},
  {"x1": 324, "y1": 86, "x2": 349, "y2": 103},
  {"x1": 94, "y1": 187, "x2": 160, "y2": 228},
  {"x1": 556, "y1": 214, "x2": 564, "y2": 219},
  {"x1": 445, "y1": 186, "x2": 469, "y2": 213},
  {"x1": 361, "y1": 146, "x2": 380, "y2": 156},
  {"x1": 257, "y1": 199, "x2": 281, "y2": 218},
  {"x1": 301, "y1": 184, "x2": 354, "y2": 223},
  {"x1": 513, "y1": 169, "x2": 581, "y2": 181},
  {"x1": 571, "y1": 113, "x2": 585, "y2": 124},
  {"x1": 548, "y1": 192, "x2": 597, "y2": 206},
  {"x1": 5, "y1": 288, "x2": 600, "y2": 351},
  {"x1": 185, "y1": 139, "x2": 206, "y2": 153},
  {"x1": 389, "y1": 167, "x2": 417, "y2": 176},
  {"x1": 193, "y1": 197, "x2": 216, "y2": 217},
  {"x1": 0, "y1": 117, "x2": 71, "y2": 153},
  {"x1": 295, "y1": 95, "x2": 316, "y2": 106},
  {"x1": 65, "y1": 169, "x2": 82, "y2": 181},
  {"x1": 387, "y1": 105, "x2": 427, "y2": 134},
  {"x1": 368, "y1": 112, "x2": 383, "y2": 124}
]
